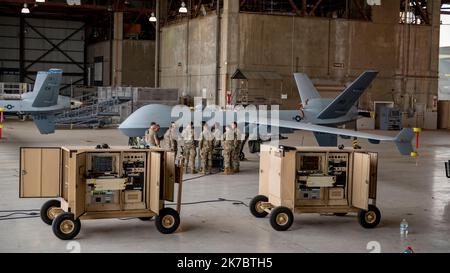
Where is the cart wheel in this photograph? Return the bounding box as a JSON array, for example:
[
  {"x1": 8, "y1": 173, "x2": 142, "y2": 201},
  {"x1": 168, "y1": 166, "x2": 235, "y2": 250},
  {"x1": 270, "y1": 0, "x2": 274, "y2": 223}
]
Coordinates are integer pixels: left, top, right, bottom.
[
  {"x1": 269, "y1": 206, "x2": 294, "y2": 231},
  {"x1": 249, "y1": 195, "x2": 269, "y2": 218},
  {"x1": 138, "y1": 217, "x2": 153, "y2": 221},
  {"x1": 52, "y1": 212, "x2": 81, "y2": 240},
  {"x1": 40, "y1": 199, "x2": 62, "y2": 225},
  {"x1": 334, "y1": 213, "x2": 348, "y2": 217},
  {"x1": 358, "y1": 205, "x2": 381, "y2": 229},
  {"x1": 239, "y1": 152, "x2": 245, "y2": 161},
  {"x1": 155, "y1": 208, "x2": 180, "y2": 234}
]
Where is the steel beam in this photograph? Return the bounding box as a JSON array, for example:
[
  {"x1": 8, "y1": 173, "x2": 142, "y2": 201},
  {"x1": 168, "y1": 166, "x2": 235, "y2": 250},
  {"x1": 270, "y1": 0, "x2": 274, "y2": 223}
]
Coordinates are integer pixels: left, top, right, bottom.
[
  {"x1": 24, "y1": 21, "x2": 84, "y2": 71},
  {"x1": 309, "y1": 0, "x2": 323, "y2": 16},
  {"x1": 24, "y1": 23, "x2": 85, "y2": 71},
  {"x1": 0, "y1": 0, "x2": 155, "y2": 13},
  {"x1": 411, "y1": 0, "x2": 430, "y2": 24},
  {"x1": 352, "y1": 0, "x2": 369, "y2": 21},
  {"x1": 194, "y1": 0, "x2": 203, "y2": 18},
  {"x1": 19, "y1": 16, "x2": 25, "y2": 83},
  {"x1": 287, "y1": 0, "x2": 300, "y2": 14},
  {"x1": 60, "y1": 78, "x2": 84, "y2": 92},
  {"x1": 302, "y1": 0, "x2": 307, "y2": 16}
]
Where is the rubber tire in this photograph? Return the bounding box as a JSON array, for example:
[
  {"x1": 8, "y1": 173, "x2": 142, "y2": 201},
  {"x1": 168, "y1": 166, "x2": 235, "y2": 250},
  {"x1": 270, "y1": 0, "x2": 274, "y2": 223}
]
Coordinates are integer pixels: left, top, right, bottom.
[
  {"x1": 138, "y1": 217, "x2": 153, "y2": 221},
  {"x1": 269, "y1": 206, "x2": 294, "y2": 231},
  {"x1": 334, "y1": 213, "x2": 348, "y2": 217},
  {"x1": 249, "y1": 195, "x2": 269, "y2": 218},
  {"x1": 239, "y1": 152, "x2": 245, "y2": 161},
  {"x1": 155, "y1": 208, "x2": 180, "y2": 234},
  {"x1": 40, "y1": 199, "x2": 61, "y2": 225},
  {"x1": 358, "y1": 205, "x2": 381, "y2": 229},
  {"x1": 52, "y1": 212, "x2": 81, "y2": 240}
]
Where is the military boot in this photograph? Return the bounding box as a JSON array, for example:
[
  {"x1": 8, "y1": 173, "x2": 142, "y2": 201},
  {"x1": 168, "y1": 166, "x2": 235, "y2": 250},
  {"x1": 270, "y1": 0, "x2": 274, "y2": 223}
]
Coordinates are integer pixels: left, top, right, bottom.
[
  {"x1": 221, "y1": 167, "x2": 231, "y2": 175},
  {"x1": 191, "y1": 169, "x2": 197, "y2": 174}
]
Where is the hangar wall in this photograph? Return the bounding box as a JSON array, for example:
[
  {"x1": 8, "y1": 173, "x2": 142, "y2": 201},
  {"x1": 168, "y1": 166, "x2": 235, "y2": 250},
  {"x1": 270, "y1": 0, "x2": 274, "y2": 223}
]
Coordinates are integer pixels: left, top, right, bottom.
[
  {"x1": 160, "y1": 0, "x2": 440, "y2": 111},
  {"x1": 160, "y1": 14, "x2": 217, "y2": 100},
  {"x1": 87, "y1": 39, "x2": 155, "y2": 87}
]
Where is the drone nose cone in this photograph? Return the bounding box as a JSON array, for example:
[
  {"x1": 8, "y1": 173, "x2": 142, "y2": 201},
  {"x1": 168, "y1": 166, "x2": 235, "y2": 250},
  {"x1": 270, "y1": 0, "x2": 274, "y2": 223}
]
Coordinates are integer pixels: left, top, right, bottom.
[{"x1": 119, "y1": 104, "x2": 173, "y2": 137}]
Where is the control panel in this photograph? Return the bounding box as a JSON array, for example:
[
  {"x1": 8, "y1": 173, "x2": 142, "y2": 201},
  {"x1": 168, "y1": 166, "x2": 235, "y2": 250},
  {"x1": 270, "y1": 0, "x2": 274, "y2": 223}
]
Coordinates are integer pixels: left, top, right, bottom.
[
  {"x1": 123, "y1": 153, "x2": 146, "y2": 190},
  {"x1": 327, "y1": 153, "x2": 348, "y2": 188},
  {"x1": 85, "y1": 152, "x2": 147, "y2": 210},
  {"x1": 296, "y1": 152, "x2": 349, "y2": 202}
]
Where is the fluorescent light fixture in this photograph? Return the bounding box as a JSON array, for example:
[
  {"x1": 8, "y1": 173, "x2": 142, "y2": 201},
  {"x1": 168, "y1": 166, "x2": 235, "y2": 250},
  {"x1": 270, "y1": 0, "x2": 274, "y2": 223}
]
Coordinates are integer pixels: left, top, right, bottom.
[
  {"x1": 21, "y1": 4, "x2": 30, "y2": 14},
  {"x1": 149, "y1": 12, "x2": 157, "y2": 22},
  {"x1": 35, "y1": 0, "x2": 46, "y2": 3},
  {"x1": 179, "y1": 1, "x2": 187, "y2": 13}
]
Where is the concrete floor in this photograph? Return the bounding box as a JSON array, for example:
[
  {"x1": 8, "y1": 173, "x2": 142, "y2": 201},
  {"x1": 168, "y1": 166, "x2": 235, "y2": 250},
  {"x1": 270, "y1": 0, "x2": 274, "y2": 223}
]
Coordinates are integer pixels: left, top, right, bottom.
[{"x1": 1, "y1": 120, "x2": 450, "y2": 253}]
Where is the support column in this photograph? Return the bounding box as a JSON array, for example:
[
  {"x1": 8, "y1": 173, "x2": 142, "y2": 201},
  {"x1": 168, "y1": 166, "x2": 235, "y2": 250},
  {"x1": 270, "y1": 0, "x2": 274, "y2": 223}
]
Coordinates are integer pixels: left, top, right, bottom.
[
  {"x1": 215, "y1": 0, "x2": 221, "y2": 105},
  {"x1": 112, "y1": 12, "x2": 123, "y2": 86},
  {"x1": 19, "y1": 16, "x2": 25, "y2": 83},
  {"x1": 155, "y1": 0, "x2": 160, "y2": 87},
  {"x1": 220, "y1": 0, "x2": 240, "y2": 107}
]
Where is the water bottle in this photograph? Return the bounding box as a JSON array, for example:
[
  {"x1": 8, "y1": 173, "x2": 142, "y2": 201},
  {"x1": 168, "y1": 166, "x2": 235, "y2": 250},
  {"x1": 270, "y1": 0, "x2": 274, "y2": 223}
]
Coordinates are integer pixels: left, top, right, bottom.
[{"x1": 400, "y1": 219, "x2": 409, "y2": 235}]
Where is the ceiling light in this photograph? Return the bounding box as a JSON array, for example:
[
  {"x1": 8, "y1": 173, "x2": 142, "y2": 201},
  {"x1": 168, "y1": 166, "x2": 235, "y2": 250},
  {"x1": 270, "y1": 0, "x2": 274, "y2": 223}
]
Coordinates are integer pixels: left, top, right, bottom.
[
  {"x1": 35, "y1": 0, "x2": 46, "y2": 3},
  {"x1": 179, "y1": 1, "x2": 187, "y2": 14},
  {"x1": 21, "y1": 4, "x2": 30, "y2": 14},
  {"x1": 149, "y1": 12, "x2": 157, "y2": 22}
]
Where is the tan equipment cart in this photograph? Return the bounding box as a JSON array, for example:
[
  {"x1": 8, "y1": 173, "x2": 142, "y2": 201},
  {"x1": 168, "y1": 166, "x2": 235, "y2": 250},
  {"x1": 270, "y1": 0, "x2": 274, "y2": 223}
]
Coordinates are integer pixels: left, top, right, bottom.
[
  {"x1": 249, "y1": 145, "x2": 380, "y2": 231},
  {"x1": 19, "y1": 145, "x2": 183, "y2": 240}
]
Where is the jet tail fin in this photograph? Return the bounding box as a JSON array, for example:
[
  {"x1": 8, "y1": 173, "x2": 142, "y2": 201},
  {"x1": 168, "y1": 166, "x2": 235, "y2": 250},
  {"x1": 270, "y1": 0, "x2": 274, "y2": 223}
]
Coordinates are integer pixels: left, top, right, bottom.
[
  {"x1": 317, "y1": 70, "x2": 378, "y2": 119},
  {"x1": 31, "y1": 69, "x2": 62, "y2": 108},
  {"x1": 294, "y1": 73, "x2": 321, "y2": 104},
  {"x1": 31, "y1": 113, "x2": 56, "y2": 134},
  {"x1": 394, "y1": 128, "x2": 415, "y2": 156}
]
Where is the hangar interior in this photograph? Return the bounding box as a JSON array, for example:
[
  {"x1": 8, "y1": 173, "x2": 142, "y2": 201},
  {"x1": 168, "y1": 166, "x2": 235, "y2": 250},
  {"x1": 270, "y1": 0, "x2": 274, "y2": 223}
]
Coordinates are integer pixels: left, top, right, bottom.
[{"x1": 0, "y1": 0, "x2": 450, "y2": 253}]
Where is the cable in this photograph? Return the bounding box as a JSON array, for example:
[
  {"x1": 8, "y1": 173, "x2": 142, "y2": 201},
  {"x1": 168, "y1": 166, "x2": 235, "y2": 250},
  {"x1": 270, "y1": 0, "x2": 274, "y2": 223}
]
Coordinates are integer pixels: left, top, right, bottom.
[
  {"x1": 0, "y1": 212, "x2": 39, "y2": 218},
  {"x1": 182, "y1": 170, "x2": 222, "y2": 182},
  {"x1": 167, "y1": 197, "x2": 249, "y2": 207},
  {"x1": 0, "y1": 173, "x2": 239, "y2": 221},
  {"x1": 0, "y1": 215, "x2": 40, "y2": 221},
  {"x1": 0, "y1": 209, "x2": 39, "y2": 212}
]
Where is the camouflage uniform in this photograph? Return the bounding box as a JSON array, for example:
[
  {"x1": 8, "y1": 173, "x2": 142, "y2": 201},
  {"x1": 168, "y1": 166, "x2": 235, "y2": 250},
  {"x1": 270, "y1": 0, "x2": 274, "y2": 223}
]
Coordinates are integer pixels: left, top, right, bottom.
[
  {"x1": 181, "y1": 126, "x2": 196, "y2": 173},
  {"x1": 199, "y1": 128, "x2": 213, "y2": 174},
  {"x1": 163, "y1": 128, "x2": 178, "y2": 154},
  {"x1": 145, "y1": 129, "x2": 158, "y2": 147},
  {"x1": 222, "y1": 127, "x2": 235, "y2": 175},
  {"x1": 212, "y1": 125, "x2": 223, "y2": 149},
  {"x1": 231, "y1": 127, "x2": 242, "y2": 173}
]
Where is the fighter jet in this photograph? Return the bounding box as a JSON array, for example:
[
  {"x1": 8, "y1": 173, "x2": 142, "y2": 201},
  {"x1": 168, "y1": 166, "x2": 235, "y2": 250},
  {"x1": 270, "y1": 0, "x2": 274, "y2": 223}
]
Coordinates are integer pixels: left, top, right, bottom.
[
  {"x1": 118, "y1": 70, "x2": 415, "y2": 155},
  {"x1": 0, "y1": 69, "x2": 71, "y2": 134}
]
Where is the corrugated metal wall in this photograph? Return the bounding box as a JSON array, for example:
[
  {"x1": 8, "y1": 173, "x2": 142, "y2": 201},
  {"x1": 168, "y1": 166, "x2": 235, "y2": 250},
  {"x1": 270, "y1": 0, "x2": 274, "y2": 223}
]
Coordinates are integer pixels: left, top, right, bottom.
[{"x1": 0, "y1": 16, "x2": 85, "y2": 95}]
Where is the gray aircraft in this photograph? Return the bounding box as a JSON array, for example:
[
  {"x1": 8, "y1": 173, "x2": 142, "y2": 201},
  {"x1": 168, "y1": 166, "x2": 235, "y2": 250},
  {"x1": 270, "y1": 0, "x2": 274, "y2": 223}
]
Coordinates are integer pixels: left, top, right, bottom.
[
  {"x1": 118, "y1": 70, "x2": 415, "y2": 155},
  {"x1": 0, "y1": 69, "x2": 71, "y2": 134}
]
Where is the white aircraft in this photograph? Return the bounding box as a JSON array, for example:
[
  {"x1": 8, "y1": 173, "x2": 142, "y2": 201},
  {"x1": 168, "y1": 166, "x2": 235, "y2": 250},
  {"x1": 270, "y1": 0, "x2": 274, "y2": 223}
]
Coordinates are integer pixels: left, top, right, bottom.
[{"x1": 119, "y1": 71, "x2": 415, "y2": 156}]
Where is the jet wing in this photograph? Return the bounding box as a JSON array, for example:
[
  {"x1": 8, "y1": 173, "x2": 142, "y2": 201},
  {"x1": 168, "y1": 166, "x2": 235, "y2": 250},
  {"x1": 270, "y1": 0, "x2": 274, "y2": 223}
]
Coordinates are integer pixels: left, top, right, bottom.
[{"x1": 246, "y1": 118, "x2": 414, "y2": 156}]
